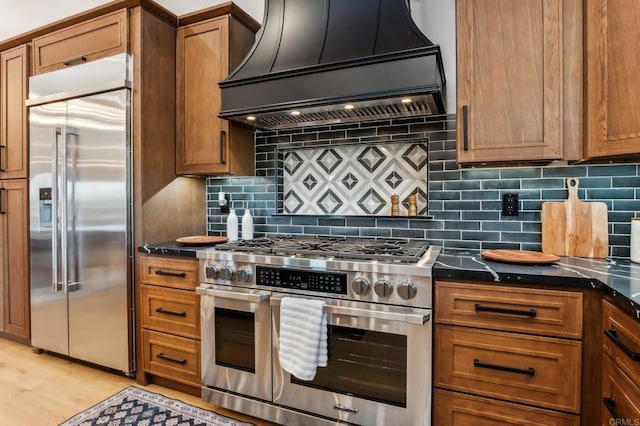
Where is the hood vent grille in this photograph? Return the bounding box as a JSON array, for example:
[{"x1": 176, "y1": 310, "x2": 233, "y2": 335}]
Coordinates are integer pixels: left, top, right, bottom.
[{"x1": 254, "y1": 95, "x2": 436, "y2": 129}]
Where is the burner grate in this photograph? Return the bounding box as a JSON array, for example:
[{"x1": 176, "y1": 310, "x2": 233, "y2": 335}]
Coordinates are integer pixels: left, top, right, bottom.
[{"x1": 213, "y1": 236, "x2": 429, "y2": 263}]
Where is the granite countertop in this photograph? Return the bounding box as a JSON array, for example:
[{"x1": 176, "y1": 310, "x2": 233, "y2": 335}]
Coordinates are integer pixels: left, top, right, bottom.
[
  {"x1": 138, "y1": 241, "x2": 640, "y2": 320},
  {"x1": 434, "y1": 248, "x2": 640, "y2": 320}
]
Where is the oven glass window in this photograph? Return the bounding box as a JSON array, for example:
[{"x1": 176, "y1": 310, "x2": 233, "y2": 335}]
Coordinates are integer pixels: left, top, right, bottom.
[
  {"x1": 291, "y1": 325, "x2": 407, "y2": 407},
  {"x1": 214, "y1": 307, "x2": 255, "y2": 373}
]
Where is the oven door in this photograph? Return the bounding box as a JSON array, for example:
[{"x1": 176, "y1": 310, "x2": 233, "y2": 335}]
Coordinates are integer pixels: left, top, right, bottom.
[
  {"x1": 271, "y1": 293, "x2": 432, "y2": 426},
  {"x1": 198, "y1": 285, "x2": 272, "y2": 401}
]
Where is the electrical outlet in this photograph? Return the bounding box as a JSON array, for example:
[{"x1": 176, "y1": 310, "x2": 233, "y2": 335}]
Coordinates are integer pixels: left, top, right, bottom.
[
  {"x1": 220, "y1": 194, "x2": 230, "y2": 214},
  {"x1": 502, "y1": 193, "x2": 519, "y2": 216}
]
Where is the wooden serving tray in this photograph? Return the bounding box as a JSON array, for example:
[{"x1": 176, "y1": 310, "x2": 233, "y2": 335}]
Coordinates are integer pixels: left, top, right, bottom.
[
  {"x1": 176, "y1": 236, "x2": 227, "y2": 246},
  {"x1": 481, "y1": 249, "x2": 560, "y2": 265}
]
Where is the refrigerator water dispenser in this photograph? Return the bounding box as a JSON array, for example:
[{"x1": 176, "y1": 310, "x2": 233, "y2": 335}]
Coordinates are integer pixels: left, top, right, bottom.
[{"x1": 38, "y1": 187, "x2": 52, "y2": 229}]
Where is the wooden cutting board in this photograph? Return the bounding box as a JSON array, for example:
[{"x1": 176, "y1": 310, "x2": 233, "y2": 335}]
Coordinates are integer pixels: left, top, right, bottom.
[
  {"x1": 481, "y1": 249, "x2": 560, "y2": 264},
  {"x1": 541, "y1": 177, "x2": 608, "y2": 258},
  {"x1": 176, "y1": 235, "x2": 227, "y2": 246}
]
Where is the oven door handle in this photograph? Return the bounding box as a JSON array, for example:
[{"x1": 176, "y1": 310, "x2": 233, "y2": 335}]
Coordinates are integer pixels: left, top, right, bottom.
[
  {"x1": 327, "y1": 305, "x2": 430, "y2": 325},
  {"x1": 196, "y1": 286, "x2": 270, "y2": 303},
  {"x1": 270, "y1": 296, "x2": 430, "y2": 325}
]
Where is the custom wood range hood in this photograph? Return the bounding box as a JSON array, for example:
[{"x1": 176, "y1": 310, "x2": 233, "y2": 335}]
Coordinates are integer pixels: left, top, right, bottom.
[{"x1": 219, "y1": 0, "x2": 447, "y2": 129}]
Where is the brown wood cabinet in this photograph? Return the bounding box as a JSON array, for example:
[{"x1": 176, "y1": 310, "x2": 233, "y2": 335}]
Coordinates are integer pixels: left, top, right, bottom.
[
  {"x1": 436, "y1": 281, "x2": 583, "y2": 339},
  {"x1": 0, "y1": 44, "x2": 29, "y2": 180},
  {"x1": 137, "y1": 255, "x2": 200, "y2": 389},
  {"x1": 602, "y1": 353, "x2": 640, "y2": 425},
  {"x1": 32, "y1": 9, "x2": 128, "y2": 75},
  {"x1": 0, "y1": 44, "x2": 30, "y2": 344},
  {"x1": 434, "y1": 281, "x2": 583, "y2": 424},
  {"x1": 176, "y1": 15, "x2": 256, "y2": 176},
  {"x1": 434, "y1": 389, "x2": 580, "y2": 426},
  {"x1": 586, "y1": 0, "x2": 640, "y2": 158},
  {"x1": 435, "y1": 325, "x2": 582, "y2": 413},
  {"x1": 456, "y1": 0, "x2": 582, "y2": 164},
  {"x1": 601, "y1": 300, "x2": 640, "y2": 423},
  {"x1": 0, "y1": 179, "x2": 29, "y2": 342}
]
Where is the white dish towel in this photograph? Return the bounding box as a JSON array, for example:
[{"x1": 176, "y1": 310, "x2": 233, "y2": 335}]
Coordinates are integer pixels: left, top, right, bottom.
[{"x1": 278, "y1": 297, "x2": 328, "y2": 381}]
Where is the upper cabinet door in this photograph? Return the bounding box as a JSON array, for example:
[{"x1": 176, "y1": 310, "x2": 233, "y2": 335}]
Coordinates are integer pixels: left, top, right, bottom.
[
  {"x1": 586, "y1": 0, "x2": 640, "y2": 158},
  {"x1": 32, "y1": 9, "x2": 128, "y2": 75},
  {"x1": 177, "y1": 17, "x2": 230, "y2": 175},
  {"x1": 176, "y1": 16, "x2": 256, "y2": 176},
  {"x1": 0, "y1": 44, "x2": 29, "y2": 180},
  {"x1": 456, "y1": 0, "x2": 563, "y2": 164}
]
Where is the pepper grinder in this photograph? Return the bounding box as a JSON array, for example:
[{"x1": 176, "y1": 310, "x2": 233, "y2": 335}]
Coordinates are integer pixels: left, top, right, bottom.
[
  {"x1": 391, "y1": 194, "x2": 399, "y2": 216},
  {"x1": 408, "y1": 194, "x2": 417, "y2": 217}
]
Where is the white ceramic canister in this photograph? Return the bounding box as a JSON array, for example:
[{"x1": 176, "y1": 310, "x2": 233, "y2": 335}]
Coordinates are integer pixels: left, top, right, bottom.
[
  {"x1": 242, "y1": 209, "x2": 254, "y2": 240},
  {"x1": 631, "y1": 217, "x2": 640, "y2": 263},
  {"x1": 227, "y1": 209, "x2": 239, "y2": 242}
]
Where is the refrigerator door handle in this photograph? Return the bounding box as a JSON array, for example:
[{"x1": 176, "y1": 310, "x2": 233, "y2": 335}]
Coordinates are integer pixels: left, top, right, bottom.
[
  {"x1": 52, "y1": 128, "x2": 63, "y2": 292},
  {"x1": 61, "y1": 126, "x2": 69, "y2": 293},
  {"x1": 65, "y1": 128, "x2": 81, "y2": 290}
]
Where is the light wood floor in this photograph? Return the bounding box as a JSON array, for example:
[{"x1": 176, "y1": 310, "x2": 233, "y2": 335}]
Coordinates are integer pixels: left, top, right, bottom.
[{"x1": 0, "y1": 338, "x2": 275, "y2": 425}]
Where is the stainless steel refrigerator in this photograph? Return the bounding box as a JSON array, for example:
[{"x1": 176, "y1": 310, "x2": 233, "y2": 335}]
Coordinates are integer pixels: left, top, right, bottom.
[{"x1": 27, "y1": 54, "x2": 134, "y2": 374}]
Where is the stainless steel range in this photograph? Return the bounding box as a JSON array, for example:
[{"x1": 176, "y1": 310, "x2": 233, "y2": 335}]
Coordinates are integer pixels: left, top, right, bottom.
[{"x1": 196, "y1": 236, "x2": 440, "y2": 426}]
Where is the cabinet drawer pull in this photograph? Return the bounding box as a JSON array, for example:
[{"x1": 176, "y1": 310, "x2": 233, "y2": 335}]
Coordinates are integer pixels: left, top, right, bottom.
[
  {"x1": 156, "y1": 352, "x2": 187, "y2": 365},
  {"x1": 604, "y1": 328, "x2": 640, "y2": 362},
  {"x1": 603, "y1": 397, "x2": 619, "y2": 419},
  {"x1": 0, "y1": 188, "x2": 5, "y2": 214},
  {"x1": 155, "y1": 270, "x2": 187, "y2": 278},
  {"x1": 155, "y1": 307, "x2": 186, "y2": 317},
  {"x1": 462, "y1": 105, "x2": 469, "y2": 151},
  {"x1": 473, "y1": 359, "x2": 535, "y2": 376},
  {"x1": 220, "y1": 130, "x2": 227, "y2": 164},
  {"x1": 474, "y1": 303, "x2": 537, "y2": 317},
  {"x1": 63, "y1": 56, "x2": 87, "y2": 66},
  {"x1": 0, "y1": 144, "x2": 5, "y2": 172}
]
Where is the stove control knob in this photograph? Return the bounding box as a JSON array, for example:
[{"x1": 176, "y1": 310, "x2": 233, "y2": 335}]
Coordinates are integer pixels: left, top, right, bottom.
[
  {"x1": 205, "y1": 264, "x2": 219, "y2": 279},
  {"x1": 219, "y1": 265, "x2": 236, "y2": 281},
  {"x1": 351, "y1": 277, "x2": 370, "y2": 295},
  {"x1": 374, "y1": 279, "x2": 393, "y2": 297},
  {"x1": 398, "y1": 281, "x2": 417, "y2": 300},
  {"x1": 236, "y1": 267, "x2": 252, "y2": 282}
]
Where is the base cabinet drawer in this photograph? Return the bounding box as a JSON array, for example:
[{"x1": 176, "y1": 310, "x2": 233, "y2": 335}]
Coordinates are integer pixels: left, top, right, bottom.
[
  {"x1": 434, "y1": 389, "x2": 580, "y2": 426},
  {"x1": 436, "y1": 281, "x2": 583, "y2": 338},
  {"x1": 603, "y1": 300, "x2": 640, "y2": 385},
  {"x1": 602, "y1": 353, "x2": 640, "y2": 424},
  {"x1": 141, "y1": 285, "x2": 200, "y2": 339},
  {"x1": 142, "y1": 330, "x2": 200, "y2": 387},
  {"x1": 140, "y1": 256, "x2": 198, "y2": 289},
  {"x1": 435, "y1": 325, "x2": 582, "y2": 413}
]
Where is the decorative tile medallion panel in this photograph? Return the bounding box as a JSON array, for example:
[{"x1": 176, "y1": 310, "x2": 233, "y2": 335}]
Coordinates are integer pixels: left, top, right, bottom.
[{"x1": 282, "y1": 143, "x2": 428, "y2": 216}]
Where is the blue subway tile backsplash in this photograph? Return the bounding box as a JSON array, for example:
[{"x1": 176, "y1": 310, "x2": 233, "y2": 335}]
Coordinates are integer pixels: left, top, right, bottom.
[{"x1": 206, "y1": 114, "x2": 640, "y2": 258}]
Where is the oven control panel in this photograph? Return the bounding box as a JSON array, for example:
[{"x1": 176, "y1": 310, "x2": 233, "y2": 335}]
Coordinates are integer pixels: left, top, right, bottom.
[{"x1": 256, "y1": 266, "x2": 348, "y2": 295}]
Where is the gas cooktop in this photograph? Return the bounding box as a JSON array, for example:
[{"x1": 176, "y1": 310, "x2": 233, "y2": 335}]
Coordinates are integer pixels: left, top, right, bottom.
[{"x1": 214, "y1": 236, "x2": 430, "y2": 264}]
